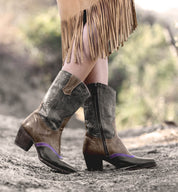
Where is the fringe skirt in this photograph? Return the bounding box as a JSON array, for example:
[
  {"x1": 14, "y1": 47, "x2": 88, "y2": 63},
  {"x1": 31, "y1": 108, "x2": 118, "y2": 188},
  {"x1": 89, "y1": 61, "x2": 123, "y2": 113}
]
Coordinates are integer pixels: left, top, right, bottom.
[{"x1": 57, "y1": 0, "x2": 137, "y2": 64}]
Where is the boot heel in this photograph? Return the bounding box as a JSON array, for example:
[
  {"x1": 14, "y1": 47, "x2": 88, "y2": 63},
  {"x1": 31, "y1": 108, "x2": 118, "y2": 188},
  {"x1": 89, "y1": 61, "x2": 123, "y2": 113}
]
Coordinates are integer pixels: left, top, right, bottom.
[
  {"x1": 15, "y1": 126, "x2": 33, "y2": 151},
  {"x1": 84, "y1": 154, "x2": 103, "y2": 171}
]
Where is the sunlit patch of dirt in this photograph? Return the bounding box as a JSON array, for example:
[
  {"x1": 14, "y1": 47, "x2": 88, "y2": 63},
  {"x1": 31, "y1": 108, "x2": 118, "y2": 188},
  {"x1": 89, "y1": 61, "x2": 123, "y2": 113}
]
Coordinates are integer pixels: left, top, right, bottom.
[{"x1": 123, "y1": 128, "x2": 178, "y2": 149}]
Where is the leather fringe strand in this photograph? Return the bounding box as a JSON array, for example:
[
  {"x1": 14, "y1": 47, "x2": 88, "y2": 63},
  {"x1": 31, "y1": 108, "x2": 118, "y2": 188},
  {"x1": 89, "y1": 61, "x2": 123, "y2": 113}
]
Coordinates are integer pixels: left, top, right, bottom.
[{"x1": 61, "y1": 0, "x2": 137, "y2": 64}]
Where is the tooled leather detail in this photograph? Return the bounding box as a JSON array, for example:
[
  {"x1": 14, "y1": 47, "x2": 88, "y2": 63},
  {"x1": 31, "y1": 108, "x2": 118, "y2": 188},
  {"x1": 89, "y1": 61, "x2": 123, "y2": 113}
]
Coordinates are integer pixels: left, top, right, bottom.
[
  {"x1": 62, "y1": 75, "x2": 81, "y2": 95},
  {"x1": 38, "y1": 70, "x2": 90, "y2": 130}
]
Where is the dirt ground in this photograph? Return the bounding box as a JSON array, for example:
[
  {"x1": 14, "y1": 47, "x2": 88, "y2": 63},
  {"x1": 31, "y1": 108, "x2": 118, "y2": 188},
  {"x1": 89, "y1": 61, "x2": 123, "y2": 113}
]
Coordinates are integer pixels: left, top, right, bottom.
[{"x1": 0, "y1": 114, "x2": 178, "y2": 192}]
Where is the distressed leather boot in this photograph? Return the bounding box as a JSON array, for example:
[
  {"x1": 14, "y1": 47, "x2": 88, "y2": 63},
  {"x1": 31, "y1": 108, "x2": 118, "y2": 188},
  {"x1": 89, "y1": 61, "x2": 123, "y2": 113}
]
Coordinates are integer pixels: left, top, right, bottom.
[
  {"x1": 83, "y1": 83, "x2": 156, "y2": 171},
  {"x1": 15, "y1": 70, "x2": 90, "y2": 174}
]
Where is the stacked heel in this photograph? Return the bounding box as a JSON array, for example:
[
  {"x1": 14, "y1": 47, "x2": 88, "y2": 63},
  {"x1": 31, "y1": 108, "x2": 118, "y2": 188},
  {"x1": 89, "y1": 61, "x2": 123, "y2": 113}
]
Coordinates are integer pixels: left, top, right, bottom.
[
  {"x1": 84, "y1": 154, "x2": 103, "y2": 171},
  {"x1": 15, "y1": 126, "x2": 33, "y2": 151}
]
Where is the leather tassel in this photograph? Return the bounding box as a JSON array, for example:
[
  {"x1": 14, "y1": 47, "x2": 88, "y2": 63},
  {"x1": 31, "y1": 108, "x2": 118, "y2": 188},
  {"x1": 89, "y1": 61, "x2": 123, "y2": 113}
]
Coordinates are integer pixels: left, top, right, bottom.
[{"x1": 60, "y1": 0, "x2": 137, "y2": 64}]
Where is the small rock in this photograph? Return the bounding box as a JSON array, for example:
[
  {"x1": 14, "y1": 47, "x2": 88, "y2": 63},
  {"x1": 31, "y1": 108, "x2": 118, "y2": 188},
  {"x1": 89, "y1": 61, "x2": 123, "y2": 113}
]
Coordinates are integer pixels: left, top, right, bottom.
[{"x1": 147, "y1": 149, "x2": 159, "y2": 154}]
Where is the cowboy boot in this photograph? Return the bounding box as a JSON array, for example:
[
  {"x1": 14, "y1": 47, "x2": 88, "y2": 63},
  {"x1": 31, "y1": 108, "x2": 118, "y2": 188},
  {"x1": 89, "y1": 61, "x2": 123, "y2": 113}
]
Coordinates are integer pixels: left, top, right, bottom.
[
  {"x1": 15, "y1": 70, "x2": 90, "y2": 174},
  {"x1": 83, "y1": 83, "x2": 156, "y2": 171}
]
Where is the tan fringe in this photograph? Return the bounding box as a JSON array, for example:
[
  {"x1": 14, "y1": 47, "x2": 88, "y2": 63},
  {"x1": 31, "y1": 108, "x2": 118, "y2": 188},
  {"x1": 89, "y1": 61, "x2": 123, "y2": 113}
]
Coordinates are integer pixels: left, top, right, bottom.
[{"x1": 61, "y1": 0, "x2": 137, "y2": 64}]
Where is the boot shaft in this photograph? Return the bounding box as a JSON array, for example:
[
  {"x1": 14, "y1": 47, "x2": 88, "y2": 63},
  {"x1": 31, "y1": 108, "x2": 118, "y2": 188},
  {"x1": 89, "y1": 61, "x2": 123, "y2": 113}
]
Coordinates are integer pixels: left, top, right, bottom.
[
  {"x1": 83, "y1": 83, "x2": 156, "y2": 171},
  {"x1": 38, "y1": 70, "x2": 90, "y2": 130},
  {"x1": 84, "y1": 83, "x2": 116, "y2": 139},
  {"x1": 20, "y1": 70, "x2": 90, "y2": 158}
]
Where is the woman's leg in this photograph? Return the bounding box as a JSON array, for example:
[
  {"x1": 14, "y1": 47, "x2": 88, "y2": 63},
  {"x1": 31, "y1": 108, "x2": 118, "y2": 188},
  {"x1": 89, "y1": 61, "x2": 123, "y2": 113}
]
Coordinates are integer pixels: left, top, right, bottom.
[
  {"x1": 15, "y1": 22, "x2": 99, "y2": 174},
  {"x1": 84, "y1": 57, "x2": 108, "y2": 85},
  {"x1": 62, "y1": 6, "x2": 109, "y2": 84},
  {"x1": 62, "y1": 23, "x2": 97, "y2": 81}
]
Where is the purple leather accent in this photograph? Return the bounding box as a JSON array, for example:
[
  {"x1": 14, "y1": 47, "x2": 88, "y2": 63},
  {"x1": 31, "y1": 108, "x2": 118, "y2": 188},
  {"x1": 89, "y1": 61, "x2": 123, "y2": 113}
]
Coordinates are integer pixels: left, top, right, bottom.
[
  {"x1": 35, "y1": 142, "x2": 62, "y2": 159},
  {"x1": 110, "y1": 153, "x2": 135, "y2": 159}
]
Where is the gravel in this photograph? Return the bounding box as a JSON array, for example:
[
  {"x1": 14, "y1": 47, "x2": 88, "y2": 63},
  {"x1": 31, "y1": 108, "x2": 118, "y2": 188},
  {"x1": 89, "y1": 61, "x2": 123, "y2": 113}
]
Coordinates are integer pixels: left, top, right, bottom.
[{"x1": 0, "y1": 114, "x2": 178, "y2": 192}]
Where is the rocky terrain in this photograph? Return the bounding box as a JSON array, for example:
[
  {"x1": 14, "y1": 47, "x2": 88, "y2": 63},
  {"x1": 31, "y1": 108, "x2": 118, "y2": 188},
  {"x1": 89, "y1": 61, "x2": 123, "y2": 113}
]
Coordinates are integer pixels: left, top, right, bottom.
[{"x1": 0, "y1": 114, "x2": 178, "y2": 192}]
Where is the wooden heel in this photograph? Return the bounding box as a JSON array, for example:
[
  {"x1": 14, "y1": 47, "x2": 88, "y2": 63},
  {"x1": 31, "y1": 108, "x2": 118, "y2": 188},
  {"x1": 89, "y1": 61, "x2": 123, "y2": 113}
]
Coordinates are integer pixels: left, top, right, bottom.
[
  {"x1": 84, "y1": 154, "x2": 103, "y2": 171},
  {"x1": 15, "y1": 126, "x2": 33, "y2": 151}
]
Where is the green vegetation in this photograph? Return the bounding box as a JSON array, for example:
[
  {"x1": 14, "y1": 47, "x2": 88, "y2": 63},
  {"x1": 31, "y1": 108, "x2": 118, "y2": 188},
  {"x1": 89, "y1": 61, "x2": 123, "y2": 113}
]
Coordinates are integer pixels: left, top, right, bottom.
[
  {"x1": 20, "y1": 7, "x2": 62, "y2": 78},
  {"x1": 21, "y1": 8, "x2": 178, "y2": 129},
  {"x1": 109, "y1": 24, "x2": 178, "y2": 129},
  {"x1": 22, "y1": 7, "x2": 61, "y2": 52}
]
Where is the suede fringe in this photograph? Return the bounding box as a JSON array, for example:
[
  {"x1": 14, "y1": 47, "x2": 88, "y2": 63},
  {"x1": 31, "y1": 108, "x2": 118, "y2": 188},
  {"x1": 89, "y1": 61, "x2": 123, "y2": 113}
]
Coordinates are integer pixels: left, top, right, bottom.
[{"x1": 61, "y1": 0, "x2": 137, "y2": 64}]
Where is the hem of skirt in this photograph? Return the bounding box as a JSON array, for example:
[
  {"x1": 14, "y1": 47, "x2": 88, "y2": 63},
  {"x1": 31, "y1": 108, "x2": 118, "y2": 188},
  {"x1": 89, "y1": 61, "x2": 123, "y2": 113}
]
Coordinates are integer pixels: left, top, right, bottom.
[{"x1": 61, "y1": 0, "x2": 138, "y2": 64}]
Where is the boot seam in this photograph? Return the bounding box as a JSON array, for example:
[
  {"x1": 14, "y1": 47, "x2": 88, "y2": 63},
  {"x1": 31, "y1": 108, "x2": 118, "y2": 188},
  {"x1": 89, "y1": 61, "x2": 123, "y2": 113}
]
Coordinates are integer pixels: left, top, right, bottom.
[{"x1": 95, "y1": 85, "x2": 110, "y2": 157}]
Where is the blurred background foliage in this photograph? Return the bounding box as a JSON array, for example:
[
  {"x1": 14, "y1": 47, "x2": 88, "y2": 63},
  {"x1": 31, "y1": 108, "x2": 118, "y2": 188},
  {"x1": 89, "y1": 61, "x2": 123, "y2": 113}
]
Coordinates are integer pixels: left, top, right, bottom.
[
  {"x1": 0, "y1": 0, "x2": 177, "y2": 129},
  {"x1": 21, "y1": 7, "x2": 62, "y2": 67},
  {"x1": 109, "y1": 24, "x2": 178, "y2": 129}
]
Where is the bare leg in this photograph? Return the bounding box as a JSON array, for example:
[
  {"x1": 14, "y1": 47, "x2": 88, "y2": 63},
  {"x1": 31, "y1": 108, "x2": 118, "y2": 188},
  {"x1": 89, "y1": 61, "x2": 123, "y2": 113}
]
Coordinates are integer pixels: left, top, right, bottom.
[
  {"x1": 62, "y1": 18, "x2": 108, "y2": 84},
  {"x1": 62, "y1": 23, "x2": 96, "y2": 81},
  {"x1": 84, "y1": 57, "x2": 108, "y2": 85}
]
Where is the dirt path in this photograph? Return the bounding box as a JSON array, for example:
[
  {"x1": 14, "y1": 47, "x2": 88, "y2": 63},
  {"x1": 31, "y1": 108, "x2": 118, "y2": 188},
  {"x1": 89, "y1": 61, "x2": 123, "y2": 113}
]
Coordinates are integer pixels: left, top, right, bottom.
[{"x1": 0, "y1": 114, "x2": 178, "y2": 192}]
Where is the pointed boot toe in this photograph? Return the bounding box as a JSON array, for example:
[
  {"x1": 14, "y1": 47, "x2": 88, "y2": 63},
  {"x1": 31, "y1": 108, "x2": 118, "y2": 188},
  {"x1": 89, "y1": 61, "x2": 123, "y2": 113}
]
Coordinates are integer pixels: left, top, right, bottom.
[
  {"x1": 35, "y1": 142, "x2": 76, "y2": 174},
  {"x1": 105, "y1": 154, "x2": 156, "y2": 169},
  {"x1": 15, "y1": 125, "x2": 76, "y2": 174},
  {"x1": 15, "y1": 70, "x2": 90, "y2": 173},
  {"x1": 83, "y1": 83, "x2": 157, "y2": 171}
]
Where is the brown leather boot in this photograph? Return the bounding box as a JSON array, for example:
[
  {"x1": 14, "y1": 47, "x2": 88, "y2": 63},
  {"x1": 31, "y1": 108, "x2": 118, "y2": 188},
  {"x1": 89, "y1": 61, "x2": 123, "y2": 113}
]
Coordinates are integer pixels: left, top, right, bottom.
[
  {"x1": 83, "y1": 83, "x2": 156, "y2": 171},
  {"x1": 15, "y1": 70, "x2": 90, "y2": 174}
]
